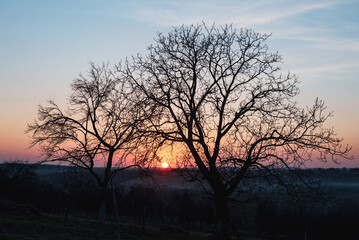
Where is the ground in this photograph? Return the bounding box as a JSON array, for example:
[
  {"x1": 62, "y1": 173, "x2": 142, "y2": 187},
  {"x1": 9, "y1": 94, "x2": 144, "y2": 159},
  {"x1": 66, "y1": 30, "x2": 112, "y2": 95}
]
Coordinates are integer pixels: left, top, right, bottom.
[{"x1": 0, "y1": 200, "x2": 214, "y2": 240}]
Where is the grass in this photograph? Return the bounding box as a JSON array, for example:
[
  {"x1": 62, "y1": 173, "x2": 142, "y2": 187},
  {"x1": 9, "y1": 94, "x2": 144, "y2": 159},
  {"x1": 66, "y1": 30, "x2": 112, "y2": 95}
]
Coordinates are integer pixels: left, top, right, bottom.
[{"x1": 0, "y1": 212, "x2": 211, "y2": 240}]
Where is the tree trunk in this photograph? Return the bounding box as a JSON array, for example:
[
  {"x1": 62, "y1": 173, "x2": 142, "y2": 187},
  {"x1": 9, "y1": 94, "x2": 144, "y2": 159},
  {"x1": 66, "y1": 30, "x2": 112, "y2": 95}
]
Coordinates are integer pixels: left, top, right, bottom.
[
  {"x1": 98, "y1": 150, "x2": 114, "y2": 226},
  {"x1": 214, "y1": 194, "x2": 230, "y2": 240},
  {"x1": 98, "y1": 196, "x2": 106, "y2": 227},
  {"x1": 111, "y1": 179, "x2": 121, "y2": 240}
]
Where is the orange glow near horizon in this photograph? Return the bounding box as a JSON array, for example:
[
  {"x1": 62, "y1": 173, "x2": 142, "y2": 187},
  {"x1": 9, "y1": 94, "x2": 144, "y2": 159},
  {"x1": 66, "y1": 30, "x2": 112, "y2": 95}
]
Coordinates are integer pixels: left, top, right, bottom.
[
  {"x1": 161, "y1": 162, "x2": 169, "y2": 168},
  {"x1": 0, "y1": 125, "x2": 358, "y2": 168}
]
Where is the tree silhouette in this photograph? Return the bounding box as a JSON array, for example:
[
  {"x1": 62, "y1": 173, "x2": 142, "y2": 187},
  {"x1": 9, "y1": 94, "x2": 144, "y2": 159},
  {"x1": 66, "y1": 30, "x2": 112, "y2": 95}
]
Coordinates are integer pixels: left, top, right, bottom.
[
  {"x1": 27, "y1": 63, "x2": 151, "y2": 232},
  {"x1": 122, "y1": 24, "x2": 351, "y2": 239}
]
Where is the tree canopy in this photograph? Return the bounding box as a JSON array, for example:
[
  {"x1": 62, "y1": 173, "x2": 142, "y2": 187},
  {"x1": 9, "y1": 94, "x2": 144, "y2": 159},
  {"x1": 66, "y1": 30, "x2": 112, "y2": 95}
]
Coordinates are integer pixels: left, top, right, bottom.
[
  {"x1": 27, "y1": 63, "x2": 153, "y2": 229},
  {"x1": 121, "y1": 24, "x2": 351, "y2": 238}
]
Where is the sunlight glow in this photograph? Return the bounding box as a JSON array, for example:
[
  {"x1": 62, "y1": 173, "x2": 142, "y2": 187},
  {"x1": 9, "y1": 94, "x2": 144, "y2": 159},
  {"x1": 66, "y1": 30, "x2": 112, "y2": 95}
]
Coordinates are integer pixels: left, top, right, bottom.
[{"x1": 161, "y1": 162, "x2": 169, "y2": 168}]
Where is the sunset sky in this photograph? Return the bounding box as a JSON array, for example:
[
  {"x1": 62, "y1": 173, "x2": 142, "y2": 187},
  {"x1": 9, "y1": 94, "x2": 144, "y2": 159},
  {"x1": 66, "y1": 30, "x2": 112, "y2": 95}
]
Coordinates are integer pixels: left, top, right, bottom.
[{"x1": 0, "y1": 0, "x2": 358, "y2": 167}]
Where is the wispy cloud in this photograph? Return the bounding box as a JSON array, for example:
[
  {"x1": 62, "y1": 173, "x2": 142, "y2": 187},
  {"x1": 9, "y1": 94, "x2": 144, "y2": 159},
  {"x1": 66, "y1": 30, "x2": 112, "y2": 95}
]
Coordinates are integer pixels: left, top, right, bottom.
[
  {"x1": 125, "y1": 0, "x2": 340, "y2": 28},
  {"x1": 230, "y1": 1, "x2": 337, "y2": 27},
  {"x1": 295, "y1": 62, "x2": 359, "y2": 76}
]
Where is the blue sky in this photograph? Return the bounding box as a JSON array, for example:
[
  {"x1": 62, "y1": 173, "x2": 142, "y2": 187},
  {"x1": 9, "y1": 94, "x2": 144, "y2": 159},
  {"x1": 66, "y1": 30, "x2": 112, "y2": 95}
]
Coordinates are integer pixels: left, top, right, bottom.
[{"x1": 0, "y1": 0, "x2": 358, "y2": 167}]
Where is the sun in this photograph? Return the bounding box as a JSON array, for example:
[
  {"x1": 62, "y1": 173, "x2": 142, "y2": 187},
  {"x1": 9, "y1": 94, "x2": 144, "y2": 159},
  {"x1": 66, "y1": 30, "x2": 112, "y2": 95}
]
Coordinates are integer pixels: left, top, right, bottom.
[{"x1": 161, "y1": 162, "x2": 169, "y2": 168}]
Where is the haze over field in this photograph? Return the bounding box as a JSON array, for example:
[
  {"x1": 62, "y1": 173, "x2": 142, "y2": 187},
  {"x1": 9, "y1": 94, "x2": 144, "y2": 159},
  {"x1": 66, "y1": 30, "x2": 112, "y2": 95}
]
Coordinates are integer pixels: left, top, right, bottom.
[{"x1": 0, "y1": 0, "x2": 358, "y2": 167}]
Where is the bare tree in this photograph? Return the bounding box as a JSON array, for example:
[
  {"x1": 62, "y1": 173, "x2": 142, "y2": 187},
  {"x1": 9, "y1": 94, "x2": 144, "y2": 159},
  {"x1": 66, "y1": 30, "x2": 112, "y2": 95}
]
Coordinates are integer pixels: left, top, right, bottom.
[
  {"x1": 122, "y1": 24, "x2": 351, "y2": 239},
  {"x1": 27, "y1": 63, "x2": 150, "y2": 232}
]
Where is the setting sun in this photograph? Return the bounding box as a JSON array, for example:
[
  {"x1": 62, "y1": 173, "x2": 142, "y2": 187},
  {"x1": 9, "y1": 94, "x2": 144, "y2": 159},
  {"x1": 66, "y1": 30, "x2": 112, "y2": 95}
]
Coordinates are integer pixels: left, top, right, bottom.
[{"x1": 161, "y1": 162, "x2": 169, "y2": 168}]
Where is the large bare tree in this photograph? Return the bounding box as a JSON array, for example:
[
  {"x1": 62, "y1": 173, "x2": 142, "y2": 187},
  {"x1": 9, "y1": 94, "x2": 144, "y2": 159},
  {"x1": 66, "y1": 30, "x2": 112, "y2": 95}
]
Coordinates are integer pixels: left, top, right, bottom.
[
  {"x1": 27, "y1": 63, "x2": 151, "y2": 231},
  {"x1": 122, "y1": 24, "x2": 351, "y2": 238}
]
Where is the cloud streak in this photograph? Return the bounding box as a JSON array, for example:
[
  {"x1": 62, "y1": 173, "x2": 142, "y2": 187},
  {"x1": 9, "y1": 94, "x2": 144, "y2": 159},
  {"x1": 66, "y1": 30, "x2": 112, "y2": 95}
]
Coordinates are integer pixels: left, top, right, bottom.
[{"x1": 126, "y1": 0, "x2": 339, "y2": 27}]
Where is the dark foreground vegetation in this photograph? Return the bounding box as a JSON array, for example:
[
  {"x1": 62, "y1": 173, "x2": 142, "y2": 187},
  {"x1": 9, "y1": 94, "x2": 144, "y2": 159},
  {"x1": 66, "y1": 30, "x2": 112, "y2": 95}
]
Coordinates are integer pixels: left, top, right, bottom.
[
  {"x1": 1, "y1": 162, "x2": 359, "y2": 239},
  {"x1": 0, "y1": 206, "x2": 209, "y2": 240}
]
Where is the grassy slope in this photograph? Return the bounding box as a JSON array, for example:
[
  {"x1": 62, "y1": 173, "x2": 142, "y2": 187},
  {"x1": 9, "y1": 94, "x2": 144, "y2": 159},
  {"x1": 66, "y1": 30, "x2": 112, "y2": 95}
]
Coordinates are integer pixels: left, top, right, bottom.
[{"x1": 0, "y1": 213, "x2": 213, "y2": 240}]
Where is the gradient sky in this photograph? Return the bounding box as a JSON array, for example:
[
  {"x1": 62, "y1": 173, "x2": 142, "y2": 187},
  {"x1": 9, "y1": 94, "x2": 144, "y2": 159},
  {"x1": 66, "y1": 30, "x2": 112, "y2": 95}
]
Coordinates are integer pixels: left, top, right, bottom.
[{"x1": 1, "y1": 0, "x2": 358, "y2": 167}]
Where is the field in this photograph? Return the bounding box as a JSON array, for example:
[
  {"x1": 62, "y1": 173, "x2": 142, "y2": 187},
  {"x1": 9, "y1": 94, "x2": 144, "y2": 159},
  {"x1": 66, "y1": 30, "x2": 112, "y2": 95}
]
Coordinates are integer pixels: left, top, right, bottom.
[
  {"x1": 1, "y1": 164, "x2": 359, "y2": 239},
  {"x1": 0, "y1": 209, "x2": 212, "y2": 240}
]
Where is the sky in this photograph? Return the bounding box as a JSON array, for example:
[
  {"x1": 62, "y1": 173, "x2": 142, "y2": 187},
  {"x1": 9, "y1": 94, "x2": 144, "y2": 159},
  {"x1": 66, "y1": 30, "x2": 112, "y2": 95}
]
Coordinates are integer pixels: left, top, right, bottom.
[{"x1": 0, "y1": 0, "x2": 358, "y2": 167}]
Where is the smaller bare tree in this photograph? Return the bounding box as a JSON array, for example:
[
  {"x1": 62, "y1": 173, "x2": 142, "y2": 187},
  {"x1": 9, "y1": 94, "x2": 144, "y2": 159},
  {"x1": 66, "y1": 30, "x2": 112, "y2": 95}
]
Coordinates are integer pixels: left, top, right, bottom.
[{"x1": 27, "y1": 63, "x2": 152, "y2": 235}]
